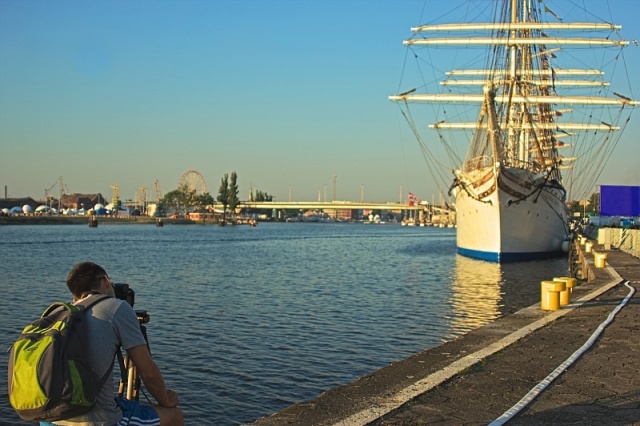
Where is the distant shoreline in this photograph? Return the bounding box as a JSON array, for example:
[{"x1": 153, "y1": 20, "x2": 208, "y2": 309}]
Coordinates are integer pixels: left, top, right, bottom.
[{"x1": 0, "y1": 215, "x2": 194, "y2": 226}]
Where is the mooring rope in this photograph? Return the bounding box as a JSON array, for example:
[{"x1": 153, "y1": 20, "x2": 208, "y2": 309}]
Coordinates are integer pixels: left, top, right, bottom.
[{"x1": 488, "y1": 280, "x2": 635, "y2": 426}]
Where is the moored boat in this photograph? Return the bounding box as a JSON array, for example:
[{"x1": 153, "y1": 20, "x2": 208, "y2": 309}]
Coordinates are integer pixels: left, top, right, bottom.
[{"x1": 390, "y1": 0, "x2": 638, "y2": 262}]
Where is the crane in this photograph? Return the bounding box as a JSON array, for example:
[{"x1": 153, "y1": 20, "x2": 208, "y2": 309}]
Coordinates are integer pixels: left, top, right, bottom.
[
  {"x1": 109, "y1": 184, "x2": 119, "y2": 207},
  {"x1": 44, "y1": 176, "x2": 69, "y2": 210},
  {"x1": 137, "y1": 186, "x2": 147, "y2": 214},
  {"x1": 154, "y1": 180, "x2": 163, "y2": 203},
  {"x1": 44, "y1": 181, "x2": 57, "y2": 207}
]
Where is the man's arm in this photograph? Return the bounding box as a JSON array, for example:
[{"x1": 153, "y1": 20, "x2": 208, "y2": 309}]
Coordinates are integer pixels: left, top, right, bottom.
[{"x1": 127, "y1": 344, "x2": 179, "y2": 408}]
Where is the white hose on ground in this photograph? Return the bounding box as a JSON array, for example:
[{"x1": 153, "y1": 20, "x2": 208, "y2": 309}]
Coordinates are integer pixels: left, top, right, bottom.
[{"x1": 488, "y1": 280, "x2": 635, "y2": 426}]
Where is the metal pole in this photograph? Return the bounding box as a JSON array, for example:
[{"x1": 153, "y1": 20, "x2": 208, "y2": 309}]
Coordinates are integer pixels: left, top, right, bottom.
[{"x1": 332, "y1": 175, "x2": 337, "y2": 201}]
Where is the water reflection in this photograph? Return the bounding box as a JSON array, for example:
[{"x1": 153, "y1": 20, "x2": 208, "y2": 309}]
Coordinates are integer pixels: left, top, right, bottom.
[
  {"x1": 448, "y1": 255, "x2": 503, "y2": 333},
  {"x1": 447, "y1": 254, "x2": 569, "y2": 335}
]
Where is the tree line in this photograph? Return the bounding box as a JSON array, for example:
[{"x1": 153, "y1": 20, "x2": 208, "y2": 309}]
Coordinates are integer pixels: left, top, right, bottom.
[
  {"x1": 157, "y1": 175, "x2": 603, "y2": 221},
  {"x1": 567, "y1": 192, "x2": 600, "y2": 218},
  {"x1": 157, "y1": 172, "x2": 274, "y2": 219}
]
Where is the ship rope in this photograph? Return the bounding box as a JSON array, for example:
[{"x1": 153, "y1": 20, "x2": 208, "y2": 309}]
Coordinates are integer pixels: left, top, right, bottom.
[
  {"x1": 449, "y1": 177, "x2": 494, "y2": 205},
  {"x1": 392, "y1": 0, "x2": 637, "y2": 209},
  {"x1": 398, "y1": 104, "x2": 458, "y2": 196},
  {"x1": 565, "y1": 105, "x2": 633, "y2": 201}
]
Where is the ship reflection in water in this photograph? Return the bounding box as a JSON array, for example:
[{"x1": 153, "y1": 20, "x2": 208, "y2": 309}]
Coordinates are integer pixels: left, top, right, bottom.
[{"x1": 447, "y1": 254, "x2": 566, "y2": 336}]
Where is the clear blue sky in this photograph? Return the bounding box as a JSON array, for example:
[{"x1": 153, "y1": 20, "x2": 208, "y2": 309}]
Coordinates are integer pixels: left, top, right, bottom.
[{"x1": 1, "y1": 0, "x2": 639, "y2": 204}]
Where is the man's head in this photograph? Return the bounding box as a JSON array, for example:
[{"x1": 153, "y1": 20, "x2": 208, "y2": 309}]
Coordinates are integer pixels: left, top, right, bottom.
[{"x1": 66, "y1": 261, "x2": 114, "y2": 299}]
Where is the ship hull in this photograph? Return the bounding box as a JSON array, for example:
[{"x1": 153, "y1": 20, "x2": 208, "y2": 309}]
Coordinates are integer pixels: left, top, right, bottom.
[{"x1": 455, "y1": 167, "x2": 568, "y2": 262}]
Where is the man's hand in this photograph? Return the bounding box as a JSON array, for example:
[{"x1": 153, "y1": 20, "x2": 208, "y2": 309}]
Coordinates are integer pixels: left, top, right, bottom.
[
  {"x1": 128, "y1": 344, "x2": 176, "y2": 407},
  {"x1": 162, "y1": 389, "x2": 179, "y2": 408}
]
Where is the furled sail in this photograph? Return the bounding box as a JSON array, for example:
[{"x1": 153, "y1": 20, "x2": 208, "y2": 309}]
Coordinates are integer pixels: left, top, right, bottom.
[{"x1": 389, "y1": 0, "x2": 637, "y2": 261}]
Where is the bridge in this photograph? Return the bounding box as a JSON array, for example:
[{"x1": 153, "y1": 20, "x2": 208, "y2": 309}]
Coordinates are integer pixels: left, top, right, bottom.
[
  {"x1": 238, "y1": 201, "x2": 424, "y2": 211},
  {"x1": 237, "y1": 201, "x2": 454, "y2": 224}
]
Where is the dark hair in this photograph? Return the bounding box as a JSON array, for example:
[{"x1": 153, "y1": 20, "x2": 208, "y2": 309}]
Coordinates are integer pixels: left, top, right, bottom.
[{"x1": 66, "y1": 262, "x2": 106, "y2": 298}]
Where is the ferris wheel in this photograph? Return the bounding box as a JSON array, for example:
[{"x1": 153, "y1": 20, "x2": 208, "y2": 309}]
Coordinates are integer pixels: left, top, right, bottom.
[{"x1": 178, "y1": 169, "x2": 207, "y2": 194}]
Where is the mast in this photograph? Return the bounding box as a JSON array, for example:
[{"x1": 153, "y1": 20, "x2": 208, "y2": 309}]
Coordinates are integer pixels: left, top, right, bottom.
[
  {"x1": 390, "y1": 1, "x2": 639, "y2": 107},
  {"x1": 389, "y1": 93, "x2": 638, "y2": 107},
  {"x1": 484, "y1": 82, "x2": 502, "y2": 166},
  {"x1": 411, "y1": 23, "x2": 622, "y2": 32},
  {"x1": 390, "y1": 0, "x2": 638, "y2": 189},
  {"x1": 403, "y1": 37, "x2": 629, "y2": 47},
  {"x1": 506, "y1": 0, "x2": 517, "y2": 166}
]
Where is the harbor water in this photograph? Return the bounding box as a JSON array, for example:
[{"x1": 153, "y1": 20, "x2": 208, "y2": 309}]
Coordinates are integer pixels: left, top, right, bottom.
[{"x1": 0, "y1": 223, "x2": 568, "y2": 425}]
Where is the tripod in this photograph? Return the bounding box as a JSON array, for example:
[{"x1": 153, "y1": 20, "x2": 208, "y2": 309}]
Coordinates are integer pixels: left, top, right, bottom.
[{"x1": 117, "y1": 310, "x2": 151, "y2": 401}]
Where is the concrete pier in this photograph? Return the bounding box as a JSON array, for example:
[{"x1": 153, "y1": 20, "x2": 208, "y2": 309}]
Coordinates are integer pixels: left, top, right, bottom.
[{"x1": 252, "y1": 242, "x2": 640, "y2": 425}]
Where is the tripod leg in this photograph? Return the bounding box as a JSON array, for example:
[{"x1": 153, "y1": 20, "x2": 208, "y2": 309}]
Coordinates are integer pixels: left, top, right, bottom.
[
  {"x1": 118, "y1": 352, "x2": 130, "y2": 398},
  {"x1": 118, "y1": 320, "x2": 149, "y2": 401},
  {"x1": 117, "y1": 352, "x2": 140, "y2": 401},
  {"x1": 127, "y1": 363, "x2": 136, "y2": 400}
]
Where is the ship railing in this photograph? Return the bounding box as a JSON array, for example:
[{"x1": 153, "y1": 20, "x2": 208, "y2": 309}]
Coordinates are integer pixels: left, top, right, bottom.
[{"x1": 462, "y1": 155, "x2": 492, "y2": 173}]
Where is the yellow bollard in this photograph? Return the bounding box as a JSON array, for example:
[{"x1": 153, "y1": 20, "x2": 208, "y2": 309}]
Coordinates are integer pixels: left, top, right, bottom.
[
  {"x1": 594, "y1": 252, "x2": 608, "y2": 268},
  {"x1": 585, "y1": 241, "x2": 593, "y2": 253},
  {"x1": 541, "y1": 280, "x2": 566, "y2": 311},
  {"x1": 553, "y1": 277, "x2": 577, "y2": 306},
  {"x1": 579, "y1": 236, "x2": 586, "y2": 245}
]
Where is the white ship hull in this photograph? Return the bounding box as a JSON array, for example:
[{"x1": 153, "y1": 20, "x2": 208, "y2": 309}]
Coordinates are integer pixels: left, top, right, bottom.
[
  {"x1": 389, "y1": 0, "x2": 637, "y2": 264},
  {"x1": 455, "y1": 167, "x2": 568, "y2": 262}
]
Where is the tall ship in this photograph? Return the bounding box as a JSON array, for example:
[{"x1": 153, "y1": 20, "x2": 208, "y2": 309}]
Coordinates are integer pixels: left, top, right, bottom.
[{"x1": 390, "y1": 0, "x2": 638, "y2": 262}]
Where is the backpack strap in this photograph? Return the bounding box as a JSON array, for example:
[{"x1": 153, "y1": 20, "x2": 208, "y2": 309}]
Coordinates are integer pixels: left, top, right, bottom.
[
  {"x1": 75, "y1": 295, "x2": 119, "y2": 389},
  {"x1": 115, "y1": 348, "x2": 127, "y2": 383},
  {"x1": 75, "y1": 294, "x2": 112, "y2": 310},
  {"x1": 41, "y1": 294, "x2": 112, "y2": 318},
  {"x1": 96, "y1": 358, "x2": 117, "y2": 390},
  {"x1": 41, "y1": 302, "x2": 77, "y2": 317}
]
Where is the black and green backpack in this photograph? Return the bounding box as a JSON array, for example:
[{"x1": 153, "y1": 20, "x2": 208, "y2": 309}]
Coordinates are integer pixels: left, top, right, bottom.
[{"x1": 8, "y1": 295, "x2": 113, "y2": 421}]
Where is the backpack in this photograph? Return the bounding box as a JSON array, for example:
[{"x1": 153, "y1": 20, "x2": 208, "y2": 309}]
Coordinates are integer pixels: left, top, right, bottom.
[{"x1": 7, "y1": 295, "x2": 114, "y2": 421}]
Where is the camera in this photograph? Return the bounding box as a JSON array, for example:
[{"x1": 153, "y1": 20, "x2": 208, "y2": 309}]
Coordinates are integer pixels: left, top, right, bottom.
[
  {"x1": 112, "y1": 283, "x2": 135, "y2": 307},
  {"x1": 136, "y1": 310, "x2": 150, "y2": 324},
  {"x1": 112, "y1": 283, "x2": 150, "y2": 325}
]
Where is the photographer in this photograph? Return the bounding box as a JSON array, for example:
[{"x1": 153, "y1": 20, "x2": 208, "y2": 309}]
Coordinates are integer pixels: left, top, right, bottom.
[{"x1": 42, "y1": 261, "x2": 183, "y2": 426}]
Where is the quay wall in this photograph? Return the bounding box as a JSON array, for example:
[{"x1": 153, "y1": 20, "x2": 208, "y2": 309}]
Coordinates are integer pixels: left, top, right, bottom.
[
  {"x1": 0, "y1": 215, "x2": 192, "y2": 226},
  {"x1": 597, "y1": 227, "x2": 640, "y2": 258}
]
